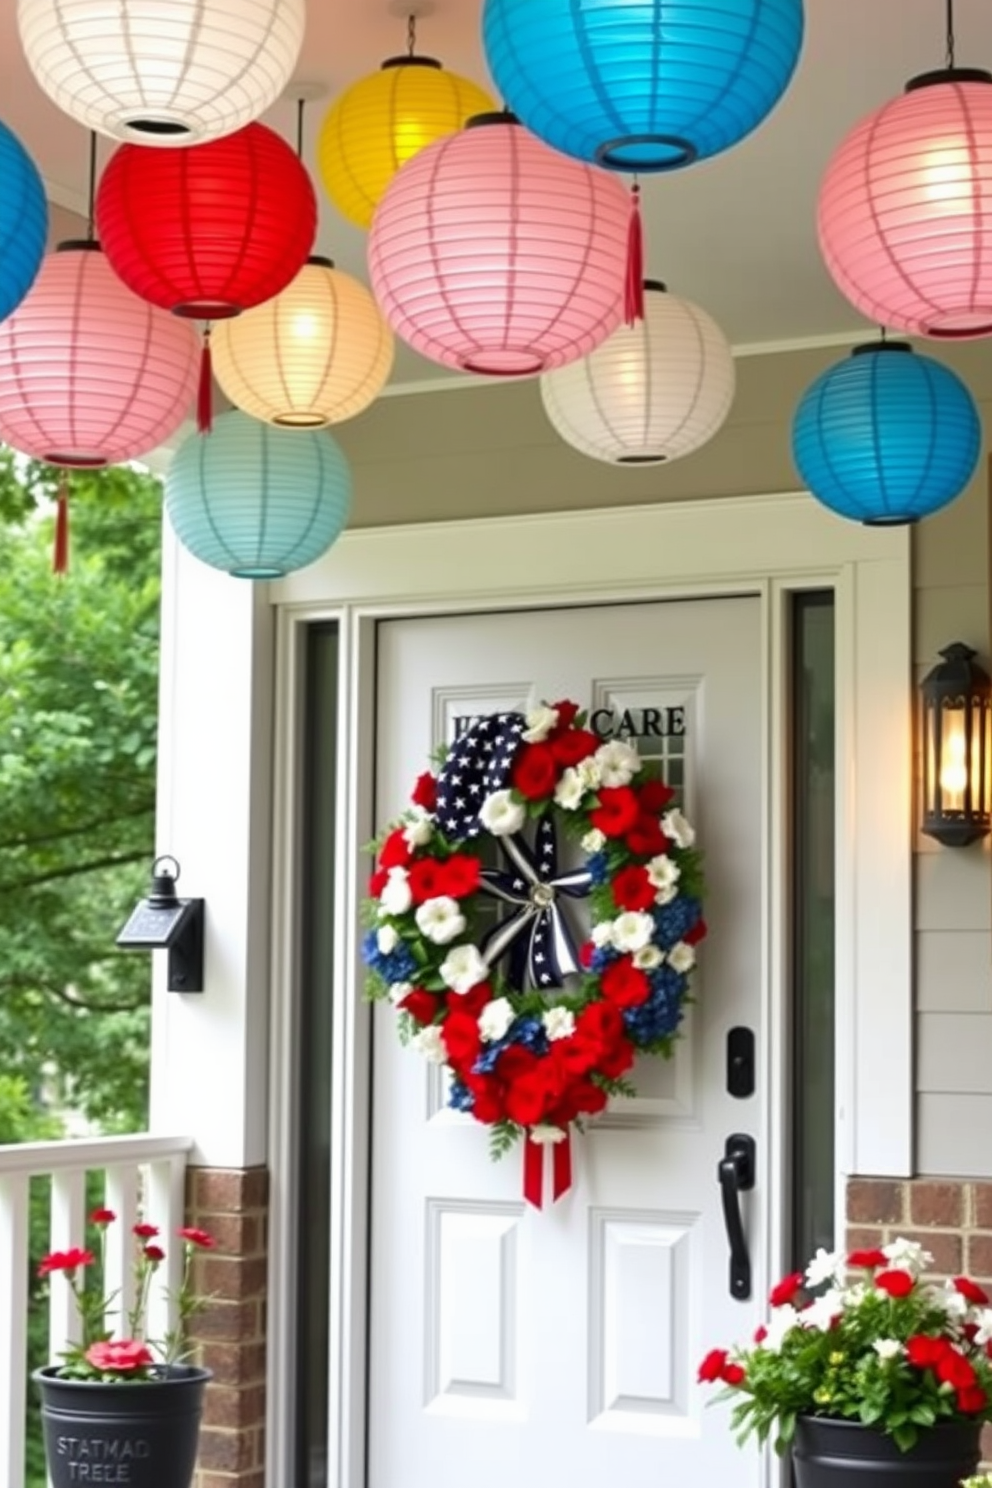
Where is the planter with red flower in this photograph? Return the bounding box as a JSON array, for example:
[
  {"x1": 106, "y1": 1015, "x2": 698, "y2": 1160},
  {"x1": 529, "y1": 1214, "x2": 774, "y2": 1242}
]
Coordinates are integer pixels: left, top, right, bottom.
[
  {"x1": 699, "y1": 1237, "x2": 992, "y2": 1487},
  {"x1": 33, "y1": 1211, "x2": 216, "y2": 1488},
  {"x1": 362, "y1": 701, "x2": 705, "y2": 1206}
]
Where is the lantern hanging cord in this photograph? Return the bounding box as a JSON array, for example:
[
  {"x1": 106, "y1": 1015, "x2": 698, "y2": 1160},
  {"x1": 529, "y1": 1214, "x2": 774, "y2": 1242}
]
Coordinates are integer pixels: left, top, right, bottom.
[
  {"x1": 86, "y1": 131, "x2": 97, "y2": 240},
  {"x1": 296, "y1": 96, "x2": 304, "y2": 160},
  {"x1": 946, "y1": 0, "x2": 956, "y2": 70},
  {"x1": 407, "y1": 13, "x2": 417, "y2": 56}
]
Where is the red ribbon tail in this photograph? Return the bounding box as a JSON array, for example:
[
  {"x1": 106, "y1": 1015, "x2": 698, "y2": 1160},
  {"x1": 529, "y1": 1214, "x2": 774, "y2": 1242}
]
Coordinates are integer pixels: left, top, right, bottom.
[
  {"x1": 552, "y1": 1131, "x2": 572, "y2": 1203},
  {"x1": 53, "y1": 475, "x2": 69, "y2": 576},
  {"x1": 624, "y1": 183, "x2": 645, "y2": 327},
  {"x1": 523, "y1": 1136, "x2": 544, "y2": 1210},
  {"x1": 197, "y1": 327, "x2": 213, "y2": 435}
]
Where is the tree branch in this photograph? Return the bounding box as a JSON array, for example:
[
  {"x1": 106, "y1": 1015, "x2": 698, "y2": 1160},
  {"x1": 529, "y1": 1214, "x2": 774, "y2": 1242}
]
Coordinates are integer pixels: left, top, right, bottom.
[
  {"x1": 0, "y1": 850, "x2": 150, "y2": 892},
  {"x1": 0, "y1": 974, "x2": 145, "y2": 1015},
  {"x1": 0, "y1": 801, "x2": 154, "y2": 853}
]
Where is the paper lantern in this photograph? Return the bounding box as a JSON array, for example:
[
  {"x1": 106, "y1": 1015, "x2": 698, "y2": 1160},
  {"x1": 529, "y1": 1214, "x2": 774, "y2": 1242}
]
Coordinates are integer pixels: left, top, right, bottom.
[
  {"x1": 165, "y1": 411, "x2": 352, "y2": 578},
  {"x1": 95, "y1": 124, "x2": 317, "y2": 318},
  {"x1": 818, "y1": 70, "x2": 992, "y2": 337},
  {"x1": 0, "y1": 120, "x2": 47, "y2": 322},
  {"x1": 0, "y1": 242, "x2": 198, "y2": 467},
  {"x1": 482, "y1": 0, "x2": 804, "y2": 171},
  {"x1": 210, "y1": 257, "x2": 394, "y2": 426},
  {"x1": 368, "y1": 113, "x2": 629, "y2": 376},
  {"x1": 540, "y1": 281, "x2": 735, "y2": 463},
  {"x1": 792, "y1": 342, "x2": 980, "y2": 525},
  {"x1": 17, "y1": 0, "x2": 304, "y2": 146},
  {"x1": 317, "y1": 55, "x2": 494, "y2": 229}
]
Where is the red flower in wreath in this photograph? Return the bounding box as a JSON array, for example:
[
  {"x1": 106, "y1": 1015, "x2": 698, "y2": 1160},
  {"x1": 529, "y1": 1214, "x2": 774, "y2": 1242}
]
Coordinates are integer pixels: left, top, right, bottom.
[
  {"x1": 590, "y1": 786, "x2": 640, "y2": 837},
  {"x1": 602, "y1": 957, "x2": 650, "y2": 1008},
  {"x1": 438, "y1": 854, "x2": 482, "y2": 898},
  {"x1": 411, "y1": 771, "x2": 437, "y2": 810},
  {"x1": 407, "y1": 858, "x2": 447, "y2": 903},
  {"x1": 378, "y1": 828, "x2": 411, "y2": 870},
  {"x1": 512, "y1": 742, "x2": 558, "y2": 800},
  {"x1": 399, "y1": 989, "x2": 439, "y2": 1025},
  {"x1": 549, "y1": 728, "x2": 599, "y2": 766},
  {"x1": 611, "y1": 864, "x2": 655, "y2": 912}
]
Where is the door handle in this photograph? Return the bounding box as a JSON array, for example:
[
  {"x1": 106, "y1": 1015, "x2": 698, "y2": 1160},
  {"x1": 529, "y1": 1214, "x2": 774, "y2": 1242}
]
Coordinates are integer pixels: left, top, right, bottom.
[{"x1": 718, "y1": 1133, "x2": 755, "y2": 1301}]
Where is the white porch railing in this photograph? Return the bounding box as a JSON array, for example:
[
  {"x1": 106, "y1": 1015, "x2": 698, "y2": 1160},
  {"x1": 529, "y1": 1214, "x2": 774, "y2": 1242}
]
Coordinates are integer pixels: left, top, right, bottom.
[{"x1": 0, "y1": 1132, "x2": 194, "y2": 1488}]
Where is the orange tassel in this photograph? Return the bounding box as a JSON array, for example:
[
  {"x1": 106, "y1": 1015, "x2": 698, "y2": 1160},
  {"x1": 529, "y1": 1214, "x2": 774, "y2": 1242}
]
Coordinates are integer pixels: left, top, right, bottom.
[
  {"x1": 53, "y1": 475, "x2": 69, "y2": 575},
  {"x1": 624, "y1": 183, "x2": 645, "y2": 326},
  {"x1": 197, "y1": 326, "x2": 213, "y2": 434}
]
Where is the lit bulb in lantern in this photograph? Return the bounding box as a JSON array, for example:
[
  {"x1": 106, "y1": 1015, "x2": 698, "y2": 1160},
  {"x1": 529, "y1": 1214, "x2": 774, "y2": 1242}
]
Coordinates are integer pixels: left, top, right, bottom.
[{"x1": 939, "y1": 724, "x2": 967, "y2": 808}]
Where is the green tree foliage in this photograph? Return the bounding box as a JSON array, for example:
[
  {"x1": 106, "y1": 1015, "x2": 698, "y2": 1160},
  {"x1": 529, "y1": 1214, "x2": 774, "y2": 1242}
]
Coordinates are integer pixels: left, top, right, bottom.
[{"x1": 0, "y1": 451, "x2": 163, "y2": 1134}]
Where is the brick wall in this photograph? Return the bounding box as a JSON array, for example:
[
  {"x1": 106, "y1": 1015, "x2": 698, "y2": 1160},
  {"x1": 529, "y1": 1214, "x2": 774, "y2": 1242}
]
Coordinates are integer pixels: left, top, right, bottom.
[
  {"x1": 847, "y1": 1176, "x2": 992, "y2": 1462},
  {"x1": 184, "y1": 1166, "x2": 269, "y2": 1488}
]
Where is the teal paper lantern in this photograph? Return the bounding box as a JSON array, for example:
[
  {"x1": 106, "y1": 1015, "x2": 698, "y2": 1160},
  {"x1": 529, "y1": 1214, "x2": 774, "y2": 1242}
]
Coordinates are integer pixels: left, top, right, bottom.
[
  {"x1": 165, "y1": 412, "x2": 352, "y2": 578},
  {"x1": 482, "y1": 0, "x2": 804, "y2": 172},
  {"x1": 792, "y1": 342, "x2": 980, "y2": 526},
  {"x1": 0, "y1": 119, "x2": 47, "y2": 321}
]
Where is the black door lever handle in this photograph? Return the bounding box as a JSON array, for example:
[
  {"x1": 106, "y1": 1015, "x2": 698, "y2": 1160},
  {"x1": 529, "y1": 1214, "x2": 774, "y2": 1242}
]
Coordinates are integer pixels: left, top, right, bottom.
[{"x1": 718, "y1": 1133, "x2": 755, "y2": 1300}]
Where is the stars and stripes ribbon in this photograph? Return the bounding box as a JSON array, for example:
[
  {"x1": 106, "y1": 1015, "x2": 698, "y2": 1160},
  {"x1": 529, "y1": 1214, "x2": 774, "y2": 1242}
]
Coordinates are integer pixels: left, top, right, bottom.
[
  {"x1": 434, "y1": 712, "x2": 526, "y2": 841},
  {"x1": 478, "y1": 816, "x2": 593, "y2": 992}
]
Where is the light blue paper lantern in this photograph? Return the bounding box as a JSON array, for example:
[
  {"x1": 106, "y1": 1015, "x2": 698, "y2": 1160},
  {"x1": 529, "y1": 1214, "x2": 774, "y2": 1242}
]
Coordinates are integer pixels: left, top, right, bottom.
[
  {"x1": 0, "y1": 120, "x2": 47, "y2": 321},
  {"x1": 482, "y1": 0, "x2": 804, "y2": 172},
  {"x1": 792, "y1": 343, "x2": 981, "y2": 526},
  {"x1": 165, "y1": 411, "x2": 352, "y2": 579}
]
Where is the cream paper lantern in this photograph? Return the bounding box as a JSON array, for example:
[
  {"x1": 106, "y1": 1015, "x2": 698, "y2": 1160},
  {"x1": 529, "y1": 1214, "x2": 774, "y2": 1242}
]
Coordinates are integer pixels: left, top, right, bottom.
[
  {"x1": 17, "y1": 0, "x2": 304, "y2": 145},
  {"x1": 540, "y1": 280, "x2": 735, "y2": 464},
  {"x1": 211, "y1": 257, "x2": 395, "y2": 427}
]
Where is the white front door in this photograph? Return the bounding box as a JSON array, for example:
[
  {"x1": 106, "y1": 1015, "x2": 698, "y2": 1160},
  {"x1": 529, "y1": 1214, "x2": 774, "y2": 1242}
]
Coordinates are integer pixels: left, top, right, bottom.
[{"x1": 368, "y1": 595, "x2": 767, "y2": 1488}]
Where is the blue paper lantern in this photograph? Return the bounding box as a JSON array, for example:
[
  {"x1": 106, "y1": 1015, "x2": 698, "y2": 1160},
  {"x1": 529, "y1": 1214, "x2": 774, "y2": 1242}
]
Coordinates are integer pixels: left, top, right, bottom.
[
  {"x1": 482, "y1": 0, "x2": 804, "y2": 171},
  {"x1": 792, "y1": 343, "x2": 981, "y2": 526},
  {"x1": 165, "y1": 411, "x2": 352, "y2": 578},
  {"x1": 0, "y1": 120, "x2": 47, "y2": 321}
]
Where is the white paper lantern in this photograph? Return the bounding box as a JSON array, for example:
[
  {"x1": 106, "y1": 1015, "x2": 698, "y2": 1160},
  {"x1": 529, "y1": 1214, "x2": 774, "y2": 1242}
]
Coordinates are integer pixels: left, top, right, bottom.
[
  {"x1": 540, "y1": 281, "x2": 736, "y2": 465},
  {"x1": 17, "y1": 0, "x2": 304, "y2": 146}
]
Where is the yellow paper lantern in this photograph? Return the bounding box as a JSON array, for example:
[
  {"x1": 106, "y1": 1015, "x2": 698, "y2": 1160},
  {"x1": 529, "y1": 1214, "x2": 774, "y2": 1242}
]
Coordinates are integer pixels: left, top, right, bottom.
[
  {"x1": 317, "y1": 56, "x2": 494, "y2": 229},
  {"x1": 210, "y1": 257, "x2": 395, "y2": 427}
]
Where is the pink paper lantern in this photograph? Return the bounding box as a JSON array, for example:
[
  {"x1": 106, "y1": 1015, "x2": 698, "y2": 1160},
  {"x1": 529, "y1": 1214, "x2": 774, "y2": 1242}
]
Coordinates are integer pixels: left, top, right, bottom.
[
  {"x1": 368, "y1": 111, "x2": 629, "y2": 375},
  {"x1": 0, "y1": 241, "x2": 198, "y2": 466},
  {"x1": 818, "y1": 70, "x2": 992, "y2": 338}
]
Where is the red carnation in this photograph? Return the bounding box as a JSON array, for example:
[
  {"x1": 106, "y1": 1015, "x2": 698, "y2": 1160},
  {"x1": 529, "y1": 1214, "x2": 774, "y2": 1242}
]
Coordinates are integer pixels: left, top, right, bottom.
[
  {"x1": 447, "y1": 982, "x2": 492, "y2": 1017},
  {"x1": 958, "y1": 1384, "x2": 987, "y2": 1414},
  {"x1": 512, "y1": 743, "x2": 559, "y2": 800},
  {"x1": 576, "y1": 1000, "x2": 625, "y2": 1051},
  {"x1": 684, "y1": 918, "x2": 708, "y2": 946},
  {"x1": 442, "y1": 1011, "x2": 481, "y2": 1069},
  {"x1": 465, "y1": 1073, "x2": 505, "y2": 1125},
  {"x1": 590, "y1": 786, "x2": 641, "y2": 838},
  {"x1": 89, "y1": 1208, "x2": 116, "y2": 1226},
  {"x1": 411, "y1": 771, "x2": 437, "y2": 811},
  {"x1": 177, "y1": 1227, "x2": 216, "y2": 1249},
  {"x1": 722, "y1": 1363, "x2": 746, "y2": 1386},
  {"x1": 601, "y1": 957, "x2": 651, "y2": 1009},
  {"x1": 399, "y1": 989, "x2": 439, "y2": 1026},
  {"x1": 954, "y1": 1276, "x2": 990, "y2": 1306},
  {"x1": 639, "y1": 779, "x2": 675, "y2": 813},
  {"x1": 847, "y1": 1248, "x2": 888, "y2": 1269},
  {"x1": 549, "y1": 728, "x2": 599, "y2": 767},
  {"x1": 143, "y1": 1244, "x2": 165, "y2": 1263},
  {"x1": 579, "y1": 941, "x2": 594, "y2": 969},
  {"x1": 906, "y1": 1334, "x2": 950, "y2": 1369},
  {"x1": 85, "y1": 1340, "x2": 154, "y2": 1374},
  {"x1": 936, "y1": 1349, "x2": 977, "y2": 1390},
  {"x1": 598, "y1": 1036, "x2": 636, "y2": 1080},
  {"x1": 549, "y1": 700, "x2": 580, "y2": 731},
  {"x1": 407, "y1": 858, "x2": 447, "y2": 903},
  {"x1": 769, "y1": 1271, "x2": 804, "y2": 1308},
  {"x1": 754, "y1": 1325, "x2": 768, "y2": 1344},
  {"x1": 874, "y1": 1268, "x2": 914, "y2": 1298},
  {"x1": 505, "y1": 1065, "x2": 559, "y2": 1128},
  {"x1": 437, "y1": 854, "x2": 482, "y2": 899},
  {"x1": 626, "y1": 814, "x2": 670, "y2": 858},
  {"x1": 698, "y1": 1348, "x2": 730, "y2": 1383},
  {"x1": 611, "y1": 864, "x2": 656, "y2": 913},
  {"x1": 378, "y1": 828, "x2": 411, "y2": 870},
  {"x1": 496, "y1": 1046, "x2": 539, "y2": 1084},
  {"x1": 38, "y1": 1247, "x2": 95, "y2": 1277},
  {"x1": 368, "y1": 867, "x2": 389, "y2": 897},
  {"x1": 133, "y1": 1223, "x2": 159, "y2": 1239}
]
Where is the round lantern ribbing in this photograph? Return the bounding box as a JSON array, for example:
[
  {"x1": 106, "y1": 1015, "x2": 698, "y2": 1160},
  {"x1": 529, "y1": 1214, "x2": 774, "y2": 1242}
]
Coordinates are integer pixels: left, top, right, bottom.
[
  {"x1": 482, "y1": 0, "x2": 804, "y2": 171},
  {"x1": 818, "y1": 70, "x2": 992, "y2": 338},
  {"x1": 165, "y1": 411, "x2": 352, "y2": 578},
  {"x1": 540, "y1": 280, "x2": 735, "y2": 464},
  {"x1": 368, "y1": 113, "x2": 629, "y2": 376},
  {"x1": 0, "y1": 242, "x2": 199, "y2": 467},
  {"x1": 210, "y1": 257, "x2": 394, "y2": 426},
  {"x1": 792, "y1": 342, "x2": 980, "y2": 525},
  {"x1": 95, "y1": 124, "x2": 317, "y2": 318},
  {"x1": 17, "y1": 0, "x2": 304, "y2": 146},
  {"x1": 317, "y1": 56, "x2": 494, "y2": 229},
  {"x1": 0, "y1": 120, "x2": 47, "y2": 322}
]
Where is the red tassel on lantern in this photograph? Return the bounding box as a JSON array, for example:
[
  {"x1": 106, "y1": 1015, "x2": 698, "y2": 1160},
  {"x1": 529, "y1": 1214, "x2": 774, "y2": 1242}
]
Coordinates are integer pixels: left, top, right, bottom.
[
  {"x1": 53, "y1": 474, "x2": 69, "y2": 575},
  {"x1": 624, "y1": 182, "x2": 645, "y2": 327},
  {"x1": 197, "y1": 327, "x2": 213, "y2": 435}
]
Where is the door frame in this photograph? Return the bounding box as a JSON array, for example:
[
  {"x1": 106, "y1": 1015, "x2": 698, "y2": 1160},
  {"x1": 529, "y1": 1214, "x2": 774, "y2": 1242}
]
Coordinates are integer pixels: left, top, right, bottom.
[{"x1": 264, "y1": 491, "x2": 911, "y2": 1488}]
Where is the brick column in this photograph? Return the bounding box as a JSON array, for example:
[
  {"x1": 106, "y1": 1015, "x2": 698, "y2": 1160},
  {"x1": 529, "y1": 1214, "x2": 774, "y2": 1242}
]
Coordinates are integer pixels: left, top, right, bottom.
[
  {"x1": 847, "y1": 1176, "x2": 992, "y2": 1464},
  {"x1": 184, "y1": 1166, "x2": 269, "y2": 1488}
]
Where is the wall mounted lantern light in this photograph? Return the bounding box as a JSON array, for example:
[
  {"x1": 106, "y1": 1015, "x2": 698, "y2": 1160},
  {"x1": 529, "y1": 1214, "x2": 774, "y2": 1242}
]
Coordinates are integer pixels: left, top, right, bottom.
[
  {"x1": 920, "y1": 643, "x2": 992, "y2": 847},
  {"x1": 116, "y1": 856, "x2": 204, "y2": 992}
]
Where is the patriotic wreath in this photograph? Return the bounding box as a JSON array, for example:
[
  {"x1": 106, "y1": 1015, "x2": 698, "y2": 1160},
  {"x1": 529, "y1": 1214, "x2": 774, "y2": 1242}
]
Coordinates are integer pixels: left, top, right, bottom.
[{"x1": 362, "y1": 700, "x2": 706, "y2": 1206}]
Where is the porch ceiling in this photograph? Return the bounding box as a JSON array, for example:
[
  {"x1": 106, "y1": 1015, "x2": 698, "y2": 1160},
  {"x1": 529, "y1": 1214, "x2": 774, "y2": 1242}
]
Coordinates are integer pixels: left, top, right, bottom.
[{"x1": 4, "y1": 0, "x2": 991, "y2": 391}]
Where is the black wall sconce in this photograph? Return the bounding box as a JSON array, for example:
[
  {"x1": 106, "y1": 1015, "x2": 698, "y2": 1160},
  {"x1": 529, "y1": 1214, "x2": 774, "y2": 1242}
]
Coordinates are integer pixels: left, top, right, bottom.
[
  {"x1": 920, "y1": 642, "x2": 991, "y2": 847},
  {"x1": 116, "y1": 856, "x2": 205, "y2": 992}
]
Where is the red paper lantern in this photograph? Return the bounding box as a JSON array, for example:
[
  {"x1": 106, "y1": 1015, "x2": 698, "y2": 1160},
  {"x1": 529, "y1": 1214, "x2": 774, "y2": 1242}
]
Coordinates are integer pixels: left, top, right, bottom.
[{"x1": 95, "y1": 123, "x2": 317, "y2": 319}]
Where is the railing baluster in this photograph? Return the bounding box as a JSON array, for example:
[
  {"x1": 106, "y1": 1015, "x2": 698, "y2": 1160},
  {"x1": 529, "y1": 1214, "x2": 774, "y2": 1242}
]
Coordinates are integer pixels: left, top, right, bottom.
[
  {"x1": 104, "y1": 1164, "x2": 140, "y2": 1336},
  {"x1": 0, "y1": 1172, "x2": 30, "y2": 1488},
  {"x1": 146, "y1": 1154, "x2": 187, "y2": 1349},
  {"x1": 49, "y1": 1169, "x2": 86, "y2": 1360}
]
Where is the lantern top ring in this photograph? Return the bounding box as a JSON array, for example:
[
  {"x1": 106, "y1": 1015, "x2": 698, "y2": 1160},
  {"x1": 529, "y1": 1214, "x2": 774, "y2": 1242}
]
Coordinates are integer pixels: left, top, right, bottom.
[
  {"x1": 56, "y1": 239, "x2": 100, "y2": 255},
  {"x1": 905, "y1": 66, "x2": 992, "y2": 93},
  {"x1": 380, "y1": 54, "x2": 442, "y2": 70},
  {"x1": 172, "y1": 301, "x2": 243, "y2": 321},
  {"x1": 465, "y1": 110, "x2": 519, "y2": 129},
  {"x1": 596, "y1": 133, "x2": 698, "y2": 172},
  {"x1": 851, "y1": 341, "x2": 912, "y2": 357}
]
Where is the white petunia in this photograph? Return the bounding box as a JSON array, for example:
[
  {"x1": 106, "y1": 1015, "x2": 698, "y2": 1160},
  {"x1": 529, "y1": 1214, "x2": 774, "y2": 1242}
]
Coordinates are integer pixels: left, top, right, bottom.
[
  {"x1": 668, "y1": 942, "x2": 696, "y2": 974},
  {"x1": 554, "y1": 767, "x2": 585, "y2": 811},
  {"x1": 376, "y1": 924, "x2": 399, "y2": 954},
  {"x1": 543, "y1": 1006, "x2": 576, "y2": 1042},
  {"x1": 611, "y1": 911, "x2": 654, "y2": 954},
  {"x1": 479, "y1": 789, "x2": 526, "y2": 837},
  {"x1": 974, "y1": 1308, "x2": 992, "y2": 1347},
  {"x1": 412, "y1": 1025, "x2": 447, "y2": 1064},
  {"x1": 805, "y1": 1247, "x2": 843, "y2": 1289},
  {"x1": 594, "y1": 739, "x2": 640, "y2": 787},
  {"x1": 576, "y1": 756, "x2": 603, "y2": 791},
  {"x1": 882, "y1": 1237, "x2": 932, "y2": 1276},
  {"x1": 379, "y1": 866, "x2": 412, "y2": 916},
  {"x1": 800, "y1": 1287, "x2": 844, "y2": 1332},
  {"x1": 937, "y1": 1284, "x2": 969, "y2": 1320},
  {"x1": 479, "y1": 997, "x2": 515, "y2": 1043},
  {"x1": 581, "y1": 827, "x2": 606, "y2": 853},
  {"x1": 633, "y1": 945, "x2": 663, "y2": 970},
  {"x1": 388, "y1": 981, "x2": 413, "y2": 1005},
  {"x1": 662, "y1": 807, "x2": 696, "y2": 848},
  {"x1": 415, "y1": 896, "x2": 466, "y2": 946},
  {"x1": 873, "y1": 1338, "x2": 902, "y2": 1361},
  {"x1": 591, "y1": 921, "x2": 615, "y2": 948},
  {"x1": 646, "y1": 854, "x2": 681, "y2": 898},
  {"x1": 439, "y1": 942, "x2": 488, "y2": 994},
  {"x1": 522, "y1": 704, "x2": 559, "y2": 743},
  {"x1": 530, "y1": 1123, "x2": 568, "y2": 1144},
  {"x1": 762, "y1": 1304, "x2": 799, "y2": 1353},
  {"x1": 402, "y1": 808, "x2": 433, "y2": 848}
]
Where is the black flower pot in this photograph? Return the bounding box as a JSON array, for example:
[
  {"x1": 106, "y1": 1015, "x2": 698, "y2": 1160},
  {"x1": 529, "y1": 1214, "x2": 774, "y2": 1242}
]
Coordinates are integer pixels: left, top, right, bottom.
[
  {"x1": 792, "y1": 1414, "x2": 982, "y2": 1488},
  {"x1": 33, "y1": 1364, "x2": 211, "y2": 1488}
]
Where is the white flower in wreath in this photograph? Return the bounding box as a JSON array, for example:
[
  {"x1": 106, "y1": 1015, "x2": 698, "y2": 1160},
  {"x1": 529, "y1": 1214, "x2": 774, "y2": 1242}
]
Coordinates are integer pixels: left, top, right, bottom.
[
  {"x1": 479, "y1": 789, "x2": 526, "y2": 837},
  {"x1": 522, "y1": 704, "x2": 559, "y2": 743},
  {"x1": 415, "y1": 896, "x2": 466, "y2": 946},
  {"x1": 379, "y1": 866, "x2": 412, "y2": 916},
  {"x1": 376, "y1": 924, "x2": 399, "y2": 954},
  {"x1": 530, "y1": 1123, "x2": 568, "y2": 1144},
  {"x1": 633, "y1": 945, "x2": 663, "y2": 970},
  {"x1": 581, "y1": 827, "x2": 606, "y2": 853},
  {"x1": 412, "y1": 1025, "x2": 447, "y2": 1065},
  {"x1": 594, "y1": 739, "x2": 640, "y2": 787},
  {"x1": 668, "y1": 942, "x2": 696, "y2": 974},
  {"x1": 576, "y1": 755, "x2": 602, "y2": 791},
  {"x1": 611, "y1": 910, "x2": 654, "y2": 954},
  {"x1": 591, "y1": 921, "x2": 615, "y2": 949},
  {"x1": 662, "y1": 807, "x2": 696, "y2": 849},
  {"x1": 388, "y1": 981, "x2": 412, "y2": 1005},
  {"x1": 543, "y1": 1006, "x2": 575, "y2": 1041},
  {"x1": 479, "y1": 997, "x2": 515, "y2": 1043},
  {"x1": 402, "y1": 807, "x2": 433, "y2": 849},
  {"x1": 440, "y1": 942, "x2": 488, "y2": 994},
  {"x1": 647, "y1": 854, "x2": 681, "y2": 904},
  {"x1": 554, "y1": 767, "x2": 585, "y2": 811}
]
